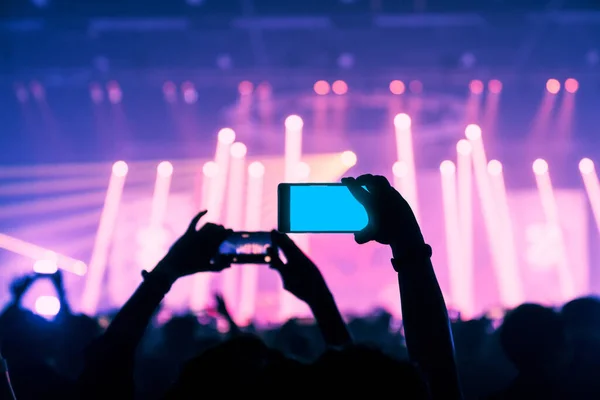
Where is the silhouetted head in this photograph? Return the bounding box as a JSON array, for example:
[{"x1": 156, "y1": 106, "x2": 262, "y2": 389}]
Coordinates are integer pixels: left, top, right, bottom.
[
  {"x1": 0, "y1": 309, "x2": 55, "y2": 365},
  {"x1": 499, "y1": 303, "x2": 571, "y2": 375},
  {"x1": 311, "y1": 345, "x2": 429, "y2": 398},
  {"x1": 166, "y1": 335, "x2": 300, "y2": 398},
  {"x1": 562, "y1": 296, "x2": 600, "y2": 335}
]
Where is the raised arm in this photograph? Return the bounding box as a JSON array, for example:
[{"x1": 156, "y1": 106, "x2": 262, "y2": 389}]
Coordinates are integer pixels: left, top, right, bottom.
[
  {"x1": 214, "y1": 293, "x2": 242, "y2": 336},
  {"x1": 343, "y1": 174, "x2": 462, "y2": 400},
  {"x1": 269, "y1": 231, "x2": 352, "y2": 348},
  {"x1": 78, "y1": 211, "x2": 232, "y2": 399}
]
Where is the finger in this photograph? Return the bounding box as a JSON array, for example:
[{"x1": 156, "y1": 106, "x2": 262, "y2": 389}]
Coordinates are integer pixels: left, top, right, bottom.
[
  {"x1": 271, "y1": 230, "x2": 304, "y2": 259},
  {"x1": 342, "y1": 177, "x2": 370, "y2": 206},
  {"x1": 199, "y1": 224, "x2": 230, "y2": 239},
  {"x1": 210, "y1": 228, "x2": 234, "y2": 250},
  {"x1": 266, "y1": 246, "x2": 284, "y2": 270},
  {"x1": 355, "y1": 174, "x2": 391, "y2": 195},
  {"x1": 187, "y1": 210, "x2": 208, "y2": 233},
  {"x1": 354, "y1": 226, "x2": 374, "y2": 245}
]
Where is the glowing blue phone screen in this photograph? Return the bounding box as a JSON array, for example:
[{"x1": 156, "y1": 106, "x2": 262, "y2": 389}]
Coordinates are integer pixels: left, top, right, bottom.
[{"x1": 289, "y1": 185, "x2": 369, "y2": 232}]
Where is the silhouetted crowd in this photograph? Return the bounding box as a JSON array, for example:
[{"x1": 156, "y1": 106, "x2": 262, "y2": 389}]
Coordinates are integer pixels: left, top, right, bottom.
[{"x1": 1, "y1": 175, "x2": 599, "y2": 400}]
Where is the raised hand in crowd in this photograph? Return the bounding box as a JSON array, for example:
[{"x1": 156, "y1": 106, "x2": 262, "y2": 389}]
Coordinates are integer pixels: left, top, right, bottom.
[
  {"x1": 268, "y1": 230, "x2": 352, "y2": 347},
  {"x1": 214, "y1": 293, "x2": 241, "y2": 336},
  {"x1": 153, "y1": 210, "x2": 233, "y2": 282},
  {"x1": 344, "y1": 174, "x2": 463, "y2": 400},
  {"x1": 48, "y1": 269, "x2": 72, "y2": 317},
  {"x1": 79, "y1": 210, "x2": 232, "y2": 400},
  {"x1": 9, "y1": 274, "x2": 36, "y2": 304}
]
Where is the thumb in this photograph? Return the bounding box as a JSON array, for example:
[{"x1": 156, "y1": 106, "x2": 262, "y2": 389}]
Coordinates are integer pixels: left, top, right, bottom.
[
  {"x1": 187, "y1": 210, "x2": 208, "y2": 233},
  {"x1": 267, "y1": 246, "x2": 284, "y2": 270},
  {"x1": 354, "y1": 227, "x2": 374, "y2": 245},
  {"x1": 271, "y1": 230, "x2": 304, "y2": 259}
]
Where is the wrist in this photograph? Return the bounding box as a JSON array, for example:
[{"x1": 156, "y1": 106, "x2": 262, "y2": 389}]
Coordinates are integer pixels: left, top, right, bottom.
[
  {"x1": 149, "y1": 262, "x2": 179, "y2": 285},
  {"x1": 306, "y1": 288, "x2": 335, "y2": 310},
  {"x1": 390, "y1": 235, "x2": 426, "y2": 259},
  {"x1": 390, "y1": 243, "x2": 433, "y2": 272}
]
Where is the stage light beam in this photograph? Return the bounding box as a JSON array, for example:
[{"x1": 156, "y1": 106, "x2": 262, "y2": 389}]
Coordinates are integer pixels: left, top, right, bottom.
[
  {"x1": 340, "y1": 151, "x2": 357, "y2": 168},
  {"x1": 465, "y1": 124, "x2": 482, "y2": 140},
  {"x1": 456, "y1": 139, "x2": 475, "y2": 318},
  {"x1": 393, "y1": 113, "x2": 412, "y2": 130},
  {"x1": 393, "y1": 113, "x2": 419, "y2": 221},
  {"x1": 467, "y1": 125, "x2": 523, "y2": 307},
  {"x1": 218, "y1": 128, "x2": 236, "y2": 145},
  {"x1": 80, "y1": 161, "x2": 129, "y2": 315},
  {"x1": 285, "y1": 115, "x2": 304, "y2": 131},
  {"x1": 546, "y1": 79, "x2": 561, "y2": 94},
  {"x1": 238, "y1": 161, "x2": 266, "y2": 324},
  {"x1": 532, "y1": 159, "x2": 577, "y2": 300},
  {"x1": 579, "y1": 158, "x2": 600, "y2": 235}
]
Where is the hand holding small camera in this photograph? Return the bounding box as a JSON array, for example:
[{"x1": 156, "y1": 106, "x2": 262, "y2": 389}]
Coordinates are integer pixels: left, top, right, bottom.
[{"x1": 156, "y1": 210, "x2": 233, "y2": 281}]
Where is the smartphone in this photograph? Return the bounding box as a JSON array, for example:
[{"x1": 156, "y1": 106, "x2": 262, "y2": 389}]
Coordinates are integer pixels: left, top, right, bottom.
[
  {"x1": 277, "y1": 183, "x2": 368, "y2": 233},
  {"x1": 215, "y1": 231, "x2": 272, "y2": 264}
]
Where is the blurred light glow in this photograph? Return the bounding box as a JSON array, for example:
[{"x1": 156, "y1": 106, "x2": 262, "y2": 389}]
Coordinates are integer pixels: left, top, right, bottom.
[
  {"x1": 579, "y1": 158, "x2": 595, "y2": 174},
  {"x1": 248, "y1": 161, "x2": 265, "y2": 178},
  {"x1": 456, "y1": 139, "x2": 472, "y2": 155},
  {"x1": 157, "y1": 161, "x2": 174, "y2": 177},
  {"x1": 238, "y1": 81, "x2": 253, "y2": 96},
  {"x1": 30, "y1": 81, "x2": 45, "y2": 101},
  {"x1": 182, "y1": 81, "x2": 198, "y2": 104},
  {"x1": 230, "y1": 142, "x2": 247, "y2": 158},
  {"x1": 107, "y1": 81, "x2": 122, "y2": 104},
  {"x1": 487, "y1": 160, "x2": 503, "y2": 176},
  {"x1": 90, "y1": 83, "x2": 104, "y2": 104},
  {"x1": 203, "y1": 161, "x2": 219, "y2": 177},
  {"x1": 393, "y1": 161, "x2": 408, "y2": 177},
  {"x1": 409, "y1": 80, "x2": 423, "y2": 94},
  {"x1": 35, "y1": 296, "x2": 60, "y2": 317},
  {"x1": 389, "y1": 80, "x2": 406, "y2": 95},
  {"x1": 565, "y1": 78, "x2": 579, "y2": 94},
  {"x1": 340, "y1": 151, "x2": 357, "y2": 167},
  {"x1": 295, "y1": 162, "x2": 311, "y2": 180},
  {"x1": 546, "y1": 79, "x2": 561, "y2": 94},
  {"x1": 163, "y1": 81, "x2": 177, "y2": 103},
  {"x1": 465, "y1": 124, "x2": 482, "y2": 140},
  {"x1": 112, "y1": 161, "x2": 129, "y2": 177},
  {"x1": 469, "y1": 79, "x2": 484, "y2": 95},
  {"x1": 488, "y1": 79, "x2": 503, "y2": 94},
  {"x1": 285, "y1": 115, "x2": 304, "y2": 131},
  {"x1": 33, "y1": 259, "x2": 58, "y2": 274},
  {"x1": 332, "y1": 80, "x2": 348, "y2": 95},
  {"x1": 394, "y1": 113, "x2": 412, "y2": 130},
  {"x1": 533, "y1": 159, "x2": 549, "y2": 175},
  {"x1": 15, "y1": 84, "x2": 29, "y2": 103},
  {"x1": 440, "y1": 160, "x2": 456, "y2": 175},
  {"x1": 256, "y1": 82, "x2": 272, "y2": 99},
  {"x1": 218, "y1": 128, "x2": 236, "y2": 144},
  {"x1": 314, "y1": 80, "x2": 330, "y2": 95}
]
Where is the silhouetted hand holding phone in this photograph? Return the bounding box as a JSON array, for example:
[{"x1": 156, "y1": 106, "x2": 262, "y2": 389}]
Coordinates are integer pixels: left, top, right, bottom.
[
  {"x1": 155, "y1": 210, "x2": 233, "y2": 282},
  {"x1": 343, "y1": 174, "x2": 463, "y2": 400},
  {"x1": 342, "y1": 174, "x2": 424, "y2": 251},
  {"x1": 268, "y1": 231, "x2": 352, "y2": 347}
]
